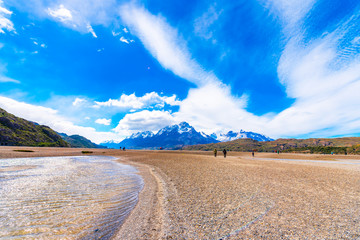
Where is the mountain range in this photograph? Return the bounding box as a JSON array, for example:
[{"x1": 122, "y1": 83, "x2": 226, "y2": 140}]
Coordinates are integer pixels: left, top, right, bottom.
[
  {"x1": 101, "y1": 122, "x2": 273, "y2": 149},
  {"x1": 2, "y1": 107, "x2": 358, "y2": 154},
  {"x1": 0, "y1": 107, "x2": 272, "y2": 149},
  {"x1": 59, "y1": 133, "x2": 106, "y2": 149},
  {"x1": 214, "y1": 130, "x2": 273, "y2": 142},
  {"x1": 183, "y1": 137, "x2": 360, "y2": 154},
  {"x1": 102, "y1": 122, "x2": 217, "y2": 149}
]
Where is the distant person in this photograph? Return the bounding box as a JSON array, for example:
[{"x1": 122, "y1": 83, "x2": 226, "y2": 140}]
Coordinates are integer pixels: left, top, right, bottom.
[
  {"x1": 223, "y1": 149, "x2": 227, "y2": 158},
  {"x1": 123, "y1": 147, "x2": 126, "y2": 151},
  {"x1": 214, "y1": 149, "x2": 217, "y2": 157},
  {"x1": 252, "y1": 151, "x2": 254, "y2": 157}
]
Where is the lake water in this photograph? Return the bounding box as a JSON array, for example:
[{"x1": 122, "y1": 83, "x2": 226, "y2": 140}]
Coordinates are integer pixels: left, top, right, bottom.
[{"x1": 0, "y1": 156, "x2": 143, "y2": 239}]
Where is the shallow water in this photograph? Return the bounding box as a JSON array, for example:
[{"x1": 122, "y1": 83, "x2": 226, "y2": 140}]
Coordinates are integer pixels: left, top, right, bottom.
[{"x1": 0, "y1": 155, "x2": 143, "y2": 239}]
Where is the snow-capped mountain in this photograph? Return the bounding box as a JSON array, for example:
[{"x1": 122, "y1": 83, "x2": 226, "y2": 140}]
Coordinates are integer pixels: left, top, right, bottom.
[
  {"x1": 129, "y1": 131, "x2": 154, "y2": 139},
  {"x1": 100, "y1": 139, "x2": 122, "y2": 149},
  {"x1": 102, "y1": 122, "x2": 218, "y2": 149},
  {"x1": 100, "y1": 122, "x2": 273, "y2": 149},
  {"x1": 215, "y1": 130, "x2": 273, "y2": 142}
]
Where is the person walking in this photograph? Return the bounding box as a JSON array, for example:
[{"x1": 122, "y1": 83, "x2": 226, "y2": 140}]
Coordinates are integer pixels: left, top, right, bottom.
[
  {"x1": 213, "y1": 149, "x2": 217, "y2": 157},
  {"x1": 223, "y1": 149, "x2": 227, "y2": 158},
  {"x1": 252, "y1": 151, "x2": 254, "y2": 157}
]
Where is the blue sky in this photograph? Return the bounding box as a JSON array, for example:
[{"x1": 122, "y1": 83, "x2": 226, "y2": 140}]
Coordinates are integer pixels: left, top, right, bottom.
[{"x1": 1, "y1": 0, "x2": 360, "y2": 143}]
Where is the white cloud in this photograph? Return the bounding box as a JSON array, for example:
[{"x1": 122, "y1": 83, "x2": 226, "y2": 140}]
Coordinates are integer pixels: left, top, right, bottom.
[
  {"x1": 352, "y1": 36, "x2": 360, "y2": 44},
  {"x1": 194, "y1": 5, "x2": 222, "y2": 40},
  {"x1": 174, "y1": 83, "x2": 264, "y2": 135},
  {"x1": 0, "y1": 0, "x2": 15, "y2": 34},
  {"x1": 259, "y1": 0, "x2": 316, "y2": 31},
  {"x1": 262, "y1": 16, "x2": 360, "y2": 138},
  {"x1": 3, "y1": 1, "x2": 360, "y2": 140},
  {"x1": 113, "y1": 110, "x2": 175, "y2": 135},
  {"x1": 87, "y1": 23, "x2": 97, "y2": 38},
  {"x1": 0, "y1": 64, "x2": 20, "y2": 83},
  {"x1": 0, "y1": 96, "x2": 122, "y2": 143},
  {"x1": 0, "y1": 75, "x2": 20, "y2": 83},
  {"x1": 40, "y1": 43, "x2": 46, "y2": 48},
  {"x1": 120, "y1": 36, "x2": 129, "y2": 44},
  {"x1": 95, "y1": 118, "x2": 111, "y2": 126},
  {"x1": 47, "y1": 4, "x2": 73, "y2": 23},
  {"x1": 122, "y1": 27, "x2": 128, "y2": 33},
  {"x1": 48, "y1": 4, "x2": 99, "y2": 38},
  {"x1": 119, "y1": 36, "x2": 134, "y2": 44},
  {"x1": 72, "y1": 97, "x2": 87, "y2": 106},
  {"x1": 112, "y1": 30, "x2": 120, "y2": 36},
  {"x1": 45, "y1": 1, "x2": 115, "y2": 37},
  {"x1": 120, "y1": 3, "x2": 217, "y2": 86},
  {"x1": 94, "y1": 92, "x2": 180, "y2": 109}
]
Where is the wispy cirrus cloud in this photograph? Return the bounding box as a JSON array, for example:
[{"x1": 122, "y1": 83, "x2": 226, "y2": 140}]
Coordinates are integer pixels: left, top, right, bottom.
[
  {"x1": 120, "y1": 3, "x2": 218, "y2": 86},
  {"x1": 259, "y1": 0, "x2": 316, "y2": 31},
  {"x1": 117, "y1": 1, "x2": 360, "y2": 140},
  {"x1": 0, "y1": 75, "x2": 20, "y2": 83},
  {"x1": 264, "y1": 8, "x2": 360, "y2": 138},
  {"x1": 0, "y1": 64, "x2": 20, "y2": 84},
  {"x1": 3, "y1": 0, "x2": 360, "y2": 141},
  {"x1": 0, "y1": 0, "x2": 15, "y2": 34},
  {"x1": 194, "y1": 4, "x2": 222, "y2": 41},
  {"x1": 86, "y1": 23, "x2": 97, "y2": 38}
]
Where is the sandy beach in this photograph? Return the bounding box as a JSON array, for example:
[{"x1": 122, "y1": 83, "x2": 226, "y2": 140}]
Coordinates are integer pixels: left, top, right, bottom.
[{"x1": 1, "y1": 147, "x2": 360, "y2": 239}]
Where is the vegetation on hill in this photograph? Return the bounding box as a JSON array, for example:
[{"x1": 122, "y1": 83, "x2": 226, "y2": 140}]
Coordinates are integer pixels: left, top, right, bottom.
[
  {"x1": 59, "y1": 133, "x2": 106, "y2": 148},
  {"x1": 0, "y1": 108, "x2": 70, "y2": 147},
  {"x1": 183, "y1": 137, "x2": 360, "y2": 154}
]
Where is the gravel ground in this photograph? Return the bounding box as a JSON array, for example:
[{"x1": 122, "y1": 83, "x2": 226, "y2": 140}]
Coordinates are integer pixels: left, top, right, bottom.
[
  {"x1": 1, "y1": 147, "x2": 359, "y2": 239},
  {"x1": 114, "y1": 151, "x2": 360, "y2": 239}
]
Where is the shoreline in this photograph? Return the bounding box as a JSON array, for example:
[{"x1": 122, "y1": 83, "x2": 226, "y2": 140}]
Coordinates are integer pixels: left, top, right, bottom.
[
  {"x1": 112, "y1": 158, "x2": 165, "y2": 239},
  {"x1": 1, "y1": 147, "x2": 360, "y2": 239}
]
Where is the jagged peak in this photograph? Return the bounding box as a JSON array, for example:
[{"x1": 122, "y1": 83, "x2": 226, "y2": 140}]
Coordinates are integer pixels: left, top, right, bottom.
[
  {"x1": 129, "y1": 131, "x2": 154, "y2": 139},
  {"x1": 157, "y1": 122, "x2": 194, "y2": 135},
  {"x1": 214, "y1": 130, "x2": 273, "y2": 142}
]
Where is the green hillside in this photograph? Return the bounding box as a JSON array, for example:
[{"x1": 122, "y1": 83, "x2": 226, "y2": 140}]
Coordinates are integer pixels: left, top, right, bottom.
[
  {"x1": 183, "y1": 137, "x2": 360, "y2": 154},
  {"x1": 59, "y1": 133, "x2": 106, "y2": 148},
  {"x1": 0, "y1": 108, "x2": 70, "y2": 147}
]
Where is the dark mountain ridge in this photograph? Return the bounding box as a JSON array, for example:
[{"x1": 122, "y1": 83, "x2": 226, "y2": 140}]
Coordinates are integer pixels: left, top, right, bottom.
[
  {"x1": 59, "y1": 133, "x2": 106, "y2": 148},
  {"x1": 0, "y1": 108, "x2": 69, "y2": 147},
  {"x1": 183, "y1": 137, "x2": 360, "y2": 154}
]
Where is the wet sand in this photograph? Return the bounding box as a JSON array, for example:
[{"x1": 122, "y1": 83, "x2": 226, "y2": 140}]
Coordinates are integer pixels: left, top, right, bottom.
[{"x1": 1, "y1": 147, "x2": 360, "y2": 239}]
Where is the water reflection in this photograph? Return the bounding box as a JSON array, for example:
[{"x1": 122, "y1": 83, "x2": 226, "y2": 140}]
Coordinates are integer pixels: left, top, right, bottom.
[{"x1": 0, "y1": 156, "x2": 143, "y2": 239}]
